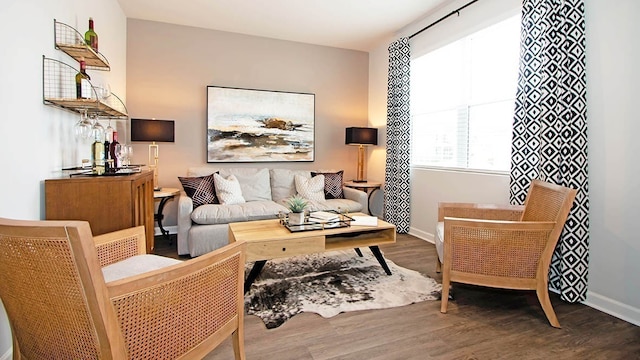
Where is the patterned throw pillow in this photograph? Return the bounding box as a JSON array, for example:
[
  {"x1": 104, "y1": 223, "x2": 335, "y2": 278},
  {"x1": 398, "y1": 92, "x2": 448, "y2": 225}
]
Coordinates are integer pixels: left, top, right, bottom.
[
  {"x1": 178, "y1": 173, "x2": 218, "y2": 208},
  {"x1": 295, "y1": 174, "x2": 325, "y2": 202},
  {"x1": 311, "y1": 170, "x2": 344, "y2": 199},
  {"x1": 213, "y1": 173, "x2": 246, "y2": 205}
]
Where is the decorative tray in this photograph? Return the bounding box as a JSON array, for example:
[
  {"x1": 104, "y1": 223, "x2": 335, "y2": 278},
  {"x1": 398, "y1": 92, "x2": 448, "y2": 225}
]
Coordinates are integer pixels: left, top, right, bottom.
[{"x1": 280, "y1": 211, "x2": 354, "y2": 233}]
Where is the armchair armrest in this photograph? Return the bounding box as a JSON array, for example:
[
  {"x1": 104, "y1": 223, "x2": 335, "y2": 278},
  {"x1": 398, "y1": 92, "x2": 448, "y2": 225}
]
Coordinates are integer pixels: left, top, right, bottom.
[
  {"x1": 443, "y1": 217, "x2": 555, "y2": 287},
  {"x1": 438, "y1": 202, "x2": 524, "y2": 222},
  {"x1": 106, "y1": 241, "x2": 246, "y2": 358},
  {"x1": 94, "y1": 226, "x2": 146, "y2": 267}
]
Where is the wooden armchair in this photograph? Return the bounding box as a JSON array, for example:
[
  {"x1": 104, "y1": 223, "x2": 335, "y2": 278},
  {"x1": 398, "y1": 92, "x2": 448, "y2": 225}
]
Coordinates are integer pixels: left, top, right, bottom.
[
  {"x1": 437, "y1": 180, "x2": 577, "y2": 328},
  {"x1": 0, "y1": 218, "x2": 246, "y2": 359}
]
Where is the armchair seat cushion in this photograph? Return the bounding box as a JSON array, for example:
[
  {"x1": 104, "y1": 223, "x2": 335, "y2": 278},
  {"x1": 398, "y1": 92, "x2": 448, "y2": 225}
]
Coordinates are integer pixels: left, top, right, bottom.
[
  {"x1": 435, "y1": 221, "x2": 444, "y2": 263},
  {"x1": 102, "y1": 254, "x2": 182, "y2": 282}
]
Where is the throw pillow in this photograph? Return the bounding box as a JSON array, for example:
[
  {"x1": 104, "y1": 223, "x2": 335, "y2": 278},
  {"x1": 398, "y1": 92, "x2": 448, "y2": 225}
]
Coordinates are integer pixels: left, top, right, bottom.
[
  {"x1": 214, "y1": 173, "x2": 246, "y2": 205},
  {"x1": 311, "y1": 170, "x2": 345, "y2": 199},
  {"x1": 178, "y1": 173, "x2": 218, "y2": 208},
  {"x1": 295, "y1": 174, "x2": 325, "y2": 202}
]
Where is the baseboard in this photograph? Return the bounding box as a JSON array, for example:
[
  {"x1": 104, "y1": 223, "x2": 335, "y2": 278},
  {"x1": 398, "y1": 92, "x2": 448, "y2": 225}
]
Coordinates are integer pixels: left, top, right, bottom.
[
  {"x1": 408, "y1": 227, "x2": 435, "y2": 244},
  {"x1": 583, "y1": 291, "x2": 640, "y2": 327},
  {"x1": 1, "y1": 348, "x2": 11, "y2": 360},
  {"x1": 154, "y1": 225, "x2": 177, "y2": 236}
]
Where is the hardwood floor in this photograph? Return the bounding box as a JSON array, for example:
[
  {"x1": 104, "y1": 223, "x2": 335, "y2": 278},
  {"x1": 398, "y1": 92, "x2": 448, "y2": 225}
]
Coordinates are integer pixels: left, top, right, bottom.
[{"x1": 155, "y1": 234, "x2": 640, "y2": 359}]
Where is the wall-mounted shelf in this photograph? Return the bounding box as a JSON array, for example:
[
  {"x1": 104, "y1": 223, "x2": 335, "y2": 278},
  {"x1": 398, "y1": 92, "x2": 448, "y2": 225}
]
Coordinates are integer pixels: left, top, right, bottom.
[
  {"x1": 42, "y1": 57, "x2": 128, "y2": 118},
  {"x1": 54, "y1": 19, "x2": 110, "y2": 71}
]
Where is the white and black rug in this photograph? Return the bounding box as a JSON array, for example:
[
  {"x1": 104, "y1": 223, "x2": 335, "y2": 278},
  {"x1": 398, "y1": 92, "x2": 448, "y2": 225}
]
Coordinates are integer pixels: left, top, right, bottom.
[{"x1": 244, "y1": 249, "x2": 442, "y2": 329}]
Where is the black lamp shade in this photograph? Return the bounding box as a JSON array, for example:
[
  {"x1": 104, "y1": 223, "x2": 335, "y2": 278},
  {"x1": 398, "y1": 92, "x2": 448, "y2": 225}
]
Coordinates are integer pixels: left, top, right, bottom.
[
  {"x1": 131, "y1": 119, "x2": 175, "y2": 142},
  {"x1": 345, "y1": 127, "x2": 378, "y2": 146}
]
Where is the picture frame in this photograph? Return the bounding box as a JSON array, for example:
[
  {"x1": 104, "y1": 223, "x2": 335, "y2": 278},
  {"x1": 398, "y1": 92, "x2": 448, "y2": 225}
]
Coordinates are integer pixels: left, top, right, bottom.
[{"x1": 206, "y1": 86, "x2": 315, "y2": 162}]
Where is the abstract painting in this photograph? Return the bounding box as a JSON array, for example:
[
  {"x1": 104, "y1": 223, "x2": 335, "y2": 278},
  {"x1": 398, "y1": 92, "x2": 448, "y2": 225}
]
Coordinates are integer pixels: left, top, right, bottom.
[{"x1": 207, "y1": 86, "x2": 315, "y2": 162}]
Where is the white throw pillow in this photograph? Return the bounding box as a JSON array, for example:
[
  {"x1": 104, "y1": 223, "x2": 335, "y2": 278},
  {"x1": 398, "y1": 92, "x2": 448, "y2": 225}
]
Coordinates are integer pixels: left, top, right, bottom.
[
  {"x1": 224, "y1": 168, "x2": 272, "y2": 201},
  {"x1": 295, "y1": 174, "x2": 325, "y2": 202},
  {"x1": 214, "y1": 173, "x2": 246, "y2": 205}
]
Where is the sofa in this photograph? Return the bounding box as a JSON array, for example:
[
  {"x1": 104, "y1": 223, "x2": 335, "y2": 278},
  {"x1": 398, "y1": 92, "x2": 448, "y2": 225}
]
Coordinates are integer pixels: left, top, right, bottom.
[{"x1": 177, "y1": 167, "x2": 368, "y2": 257}]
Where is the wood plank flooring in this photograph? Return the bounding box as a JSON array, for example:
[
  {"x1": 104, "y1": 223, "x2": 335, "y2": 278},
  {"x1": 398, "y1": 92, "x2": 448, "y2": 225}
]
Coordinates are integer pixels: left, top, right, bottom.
[{"x1": 155, "y1": 234, "x2": 640, "y2": 359}]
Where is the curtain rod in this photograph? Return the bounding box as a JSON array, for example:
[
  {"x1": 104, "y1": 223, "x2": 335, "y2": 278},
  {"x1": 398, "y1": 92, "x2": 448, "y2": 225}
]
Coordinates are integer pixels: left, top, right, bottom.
[{"x1": 409, "y1": 0, "x2": 479, "y2": 39}]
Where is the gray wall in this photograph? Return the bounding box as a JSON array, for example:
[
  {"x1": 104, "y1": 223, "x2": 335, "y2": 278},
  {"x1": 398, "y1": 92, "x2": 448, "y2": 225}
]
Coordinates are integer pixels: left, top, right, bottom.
[{"x1": 126, "y1": 19, "x2": 370, "y2": 227}]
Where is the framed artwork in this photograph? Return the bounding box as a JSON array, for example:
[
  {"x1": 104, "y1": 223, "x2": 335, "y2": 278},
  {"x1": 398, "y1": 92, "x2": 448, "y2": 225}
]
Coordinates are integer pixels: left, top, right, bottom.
[{"x1": 207, "y1": 86, "x2": 315, "y2": 162}]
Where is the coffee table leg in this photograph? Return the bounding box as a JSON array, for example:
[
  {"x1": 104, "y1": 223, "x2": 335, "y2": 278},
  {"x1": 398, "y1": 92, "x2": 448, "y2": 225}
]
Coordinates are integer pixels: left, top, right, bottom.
[
  {"x1": 245, "y1": 260, "x2": 267, "y2": 293},
  {"x1": 369, "y1": 246, "x2": 392, "y2": 275},
  {"x1": 354, "y1": 248, "x2": 363, "y2": 257}
]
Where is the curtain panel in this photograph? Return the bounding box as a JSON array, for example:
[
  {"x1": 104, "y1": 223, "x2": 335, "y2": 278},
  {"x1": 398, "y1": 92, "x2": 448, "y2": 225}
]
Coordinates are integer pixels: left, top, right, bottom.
[
  {"x1": 385, "y1": 37, "x2": 411, "y2": 233},
  {"x1": 510, "y1": 0, "x2": 589, "y2": 302}
]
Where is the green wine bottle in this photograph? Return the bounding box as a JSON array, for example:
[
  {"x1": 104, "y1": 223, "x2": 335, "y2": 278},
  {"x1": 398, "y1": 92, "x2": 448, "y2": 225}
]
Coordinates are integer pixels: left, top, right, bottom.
[
  {"x1": 75, "y1": 58, "x2": 91, "y2": 99},
  {"x1": 85, "y1": 17, "x2": 98, "y2": 52}
]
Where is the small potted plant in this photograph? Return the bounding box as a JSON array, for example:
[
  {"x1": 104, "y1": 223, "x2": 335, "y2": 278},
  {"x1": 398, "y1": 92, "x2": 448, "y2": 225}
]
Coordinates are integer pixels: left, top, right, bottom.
[{"x1": 286, "y1": 195, "x2": 308, "y2": 225}]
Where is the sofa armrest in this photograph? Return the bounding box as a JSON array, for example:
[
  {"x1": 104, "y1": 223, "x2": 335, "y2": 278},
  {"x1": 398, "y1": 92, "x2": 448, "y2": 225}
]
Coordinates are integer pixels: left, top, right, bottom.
[
  {"x1": 177, "y1": 192, "x2": 194, "y2": 255},
  {"x1": 343, "y1": 186, "x2": 368, "y2": 214}
]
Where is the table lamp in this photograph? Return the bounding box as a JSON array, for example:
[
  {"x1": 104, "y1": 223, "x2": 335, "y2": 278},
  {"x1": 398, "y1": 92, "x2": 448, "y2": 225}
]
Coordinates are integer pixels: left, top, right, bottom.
[
  {"x1": 131, "y1": 118, "x2": 175, "y2": 190},
  {"x1": 345, "y1": 127, "x2": 378, "y2": 183}
]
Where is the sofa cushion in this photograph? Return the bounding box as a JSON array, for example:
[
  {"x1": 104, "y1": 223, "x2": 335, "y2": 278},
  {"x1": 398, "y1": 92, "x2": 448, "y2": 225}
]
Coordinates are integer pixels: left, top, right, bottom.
[
  {"x1": 295, "y1": 174, "x2": 325, "y2": 202},
  {"x1": 270, "y1": 169, "x2": 311, "y2": 202},
  {"x1": 178, "y1": 173, "x2": 218, "y2": 208},
  {"x1": 191, "y1": 201, "x2": 289, "y2": 225},
  {"x1": 311, "y1": 170, "x2": 345, "y2": 199},
  {"x1": 219, "y1": 168, "x2": 272, "y2": 201},
  {"x1": 214, "y1": 174, "x2": 245, "y2": 205}
]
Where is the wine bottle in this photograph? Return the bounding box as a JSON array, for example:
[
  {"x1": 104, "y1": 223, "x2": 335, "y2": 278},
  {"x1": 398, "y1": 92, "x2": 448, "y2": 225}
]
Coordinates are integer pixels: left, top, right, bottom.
[
  {"x1": 85, "y1": 17, "x2": 98, "y2": 52},
  {"x1": 75, "y1": 58, "x2": 92, "y2": 99},
  {"x1": 109, "y1": 131, "x2": 119, "y2": 168},
  {"x1": 104, "y1": 137, "x2": 111, "y2": 173},
  {"x1": 91, "y1": 131, "x2": 105, "y2": 175}
]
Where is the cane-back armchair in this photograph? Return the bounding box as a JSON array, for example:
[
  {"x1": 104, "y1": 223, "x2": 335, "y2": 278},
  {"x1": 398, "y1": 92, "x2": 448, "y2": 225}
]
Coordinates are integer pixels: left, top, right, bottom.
[
  {"x1": 0, "y1": 218, "x2": 246, "y2": 359},
  {"x1": 437, "y1": 180, "x2": 577, "y2": 328}
]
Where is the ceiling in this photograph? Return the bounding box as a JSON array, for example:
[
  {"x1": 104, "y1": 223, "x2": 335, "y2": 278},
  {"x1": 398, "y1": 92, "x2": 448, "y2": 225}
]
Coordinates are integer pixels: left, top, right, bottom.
[{"x1": 117, "y1": 0, "x2": 447, "y2": 52}]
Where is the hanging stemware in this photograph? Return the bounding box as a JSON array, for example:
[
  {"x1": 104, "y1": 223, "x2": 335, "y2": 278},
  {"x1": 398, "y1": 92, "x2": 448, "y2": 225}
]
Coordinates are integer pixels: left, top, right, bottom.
[{"x1": 74, "y1": 109, "x2": 92, "y2": 140}]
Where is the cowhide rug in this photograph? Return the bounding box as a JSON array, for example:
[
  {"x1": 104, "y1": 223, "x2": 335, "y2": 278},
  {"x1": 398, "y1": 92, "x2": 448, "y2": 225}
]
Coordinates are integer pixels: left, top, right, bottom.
[{"x1": 244, "y1": 249, "x2": 442, "y2": 329}]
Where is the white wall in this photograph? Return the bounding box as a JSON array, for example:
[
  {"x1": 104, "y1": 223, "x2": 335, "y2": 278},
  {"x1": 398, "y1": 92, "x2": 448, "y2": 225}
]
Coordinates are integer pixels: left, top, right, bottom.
[
  {"x1": 368, "y1": 0, "x2": 640, "y2": 326},
  {"x1": 0, "y1": 0, "x2": 127, "y2": 356}
]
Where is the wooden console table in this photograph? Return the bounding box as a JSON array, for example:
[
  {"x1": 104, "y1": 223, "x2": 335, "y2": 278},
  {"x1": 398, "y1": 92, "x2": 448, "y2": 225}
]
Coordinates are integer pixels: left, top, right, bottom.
[{"x1": 45, "y1": 169, "x2": 155, "y2": 253}]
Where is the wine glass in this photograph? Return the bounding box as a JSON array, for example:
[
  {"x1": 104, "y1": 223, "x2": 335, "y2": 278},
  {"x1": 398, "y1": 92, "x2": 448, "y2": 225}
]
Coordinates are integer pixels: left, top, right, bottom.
[
  {"x1": 115, "y1": 143, "x2": 126, "y2": 168},
  {"x1": 74, "y1": 110, "x2": 92, "y2": 140},
  {"x1": 105, "y1": 119, "x2": 114, "y2": 142},
  {"x1": 90, "y1": 115, "x2": 105, "y2": 141}
]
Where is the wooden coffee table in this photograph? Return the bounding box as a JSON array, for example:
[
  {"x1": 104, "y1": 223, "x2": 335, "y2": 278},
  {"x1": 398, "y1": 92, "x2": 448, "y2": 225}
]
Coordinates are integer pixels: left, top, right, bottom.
[{"x1": 228, "y1": 213, "x2": 396, "y2": 293}]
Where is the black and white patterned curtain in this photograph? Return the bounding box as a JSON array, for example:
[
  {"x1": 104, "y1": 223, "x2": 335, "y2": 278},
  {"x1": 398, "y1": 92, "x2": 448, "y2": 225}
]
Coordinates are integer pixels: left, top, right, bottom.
[
  {"x1": 385, "y1": 37, "x2": 411, "y2": 233},
  {"x1": 510, "y1": 0, "x2": 589, "y2": 302}
]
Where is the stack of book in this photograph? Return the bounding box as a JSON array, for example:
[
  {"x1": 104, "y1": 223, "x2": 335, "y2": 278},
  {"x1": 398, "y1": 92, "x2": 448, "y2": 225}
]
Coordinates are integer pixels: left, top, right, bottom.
[{"x1": 309, "y1": 211, "x2": 340, "y2": 223}]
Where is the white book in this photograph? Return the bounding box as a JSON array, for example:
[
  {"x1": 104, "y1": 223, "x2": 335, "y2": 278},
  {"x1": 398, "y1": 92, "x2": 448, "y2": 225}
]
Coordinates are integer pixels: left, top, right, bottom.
[
  {"x1": 351, "y1": 215, "x2": 378, "y2": 226},
  {"x1": 310, "y1": 211, "x2": 339, "y2": 221}
]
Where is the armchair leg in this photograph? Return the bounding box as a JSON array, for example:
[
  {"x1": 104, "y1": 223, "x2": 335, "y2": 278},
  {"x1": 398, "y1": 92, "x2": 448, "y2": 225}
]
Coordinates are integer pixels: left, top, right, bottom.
[
  {"x1": 232, "y1": 328, "x2": 246, "y2": 360},
  {"x1": 436, "y1": 258, "x2": 442, "y2": 273},
  {"x1": 440, "y1": 274, "x2": 451, "y2": 313},
  {"x1": 536, "y1": 287, "x2": 561, "y2": 328}
]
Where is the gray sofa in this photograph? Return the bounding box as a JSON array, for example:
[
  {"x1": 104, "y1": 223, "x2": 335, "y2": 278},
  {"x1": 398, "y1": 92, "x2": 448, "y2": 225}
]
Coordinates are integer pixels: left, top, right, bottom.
[{"x1": 177, "y1": 167, "x2": 367, "y2": 257}]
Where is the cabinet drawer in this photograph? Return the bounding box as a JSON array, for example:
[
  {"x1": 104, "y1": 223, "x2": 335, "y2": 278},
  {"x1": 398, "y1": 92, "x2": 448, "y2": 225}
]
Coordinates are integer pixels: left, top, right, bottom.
[{"x1": 246, "y1": 236, "x2": 324, "y2": 261}]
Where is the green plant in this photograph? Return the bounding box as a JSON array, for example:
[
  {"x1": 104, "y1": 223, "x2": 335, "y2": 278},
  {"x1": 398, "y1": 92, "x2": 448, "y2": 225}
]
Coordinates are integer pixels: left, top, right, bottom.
[{"x1": 286, "y1": 195, "x2": 308, "y2": 213}]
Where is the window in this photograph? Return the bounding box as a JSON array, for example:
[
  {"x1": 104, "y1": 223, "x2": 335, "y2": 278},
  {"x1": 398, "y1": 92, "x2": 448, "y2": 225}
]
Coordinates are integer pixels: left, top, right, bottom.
[{"x1": 410, "y1": 15, "x2": 520, "y2": 172}]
